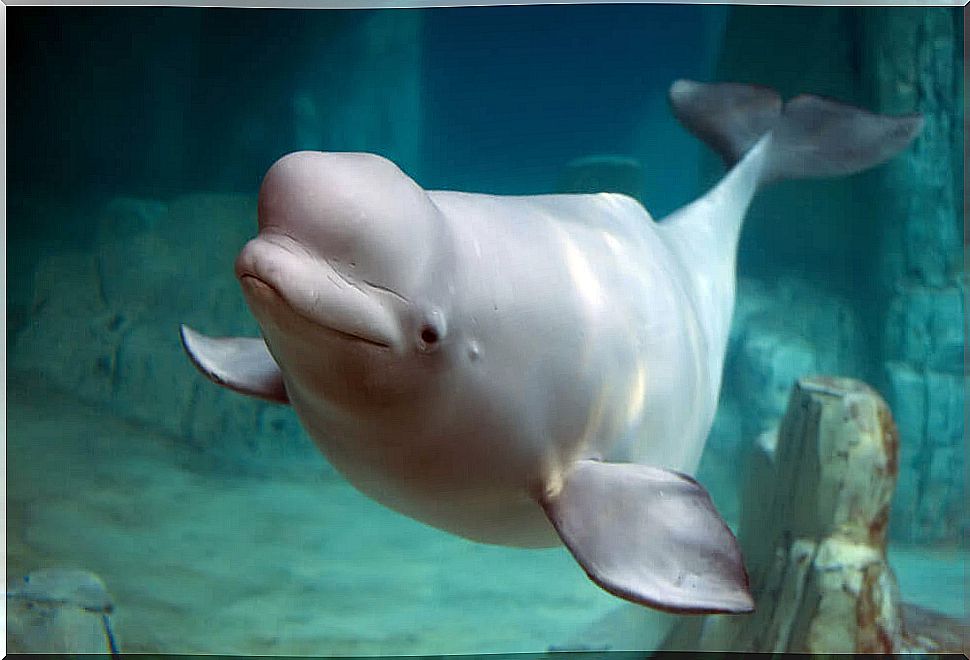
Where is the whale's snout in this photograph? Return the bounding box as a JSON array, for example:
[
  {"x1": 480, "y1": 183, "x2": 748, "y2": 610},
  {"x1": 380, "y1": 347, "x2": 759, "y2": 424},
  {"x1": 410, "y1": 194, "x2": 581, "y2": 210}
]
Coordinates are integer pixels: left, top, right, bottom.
[
  {"x1": 235, "y1": 234, "x2": 403, "y2": 351},
  {"x1": 239, "y1": 150, "x2": 450, "y2": 357}
]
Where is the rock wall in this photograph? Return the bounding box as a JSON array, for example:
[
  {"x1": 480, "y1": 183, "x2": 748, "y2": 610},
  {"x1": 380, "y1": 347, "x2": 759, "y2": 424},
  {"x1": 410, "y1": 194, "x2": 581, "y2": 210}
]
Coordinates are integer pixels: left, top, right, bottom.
[
  {"x1": 11, "y1": 196, "x2": 313, "y2": 468},
  {"x1": 860, "y1": 8, "x2": 965, "y2": 545},
  {"x1": 709, "y1": 6, "x2": 965, "y2": 546}
]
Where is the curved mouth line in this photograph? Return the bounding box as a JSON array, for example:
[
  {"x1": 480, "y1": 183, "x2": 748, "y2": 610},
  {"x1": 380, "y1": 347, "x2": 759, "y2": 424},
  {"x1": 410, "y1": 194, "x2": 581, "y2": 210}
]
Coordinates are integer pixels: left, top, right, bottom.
[{"x1": 240, "y1": 273, "x2": 391, "y2": 349}]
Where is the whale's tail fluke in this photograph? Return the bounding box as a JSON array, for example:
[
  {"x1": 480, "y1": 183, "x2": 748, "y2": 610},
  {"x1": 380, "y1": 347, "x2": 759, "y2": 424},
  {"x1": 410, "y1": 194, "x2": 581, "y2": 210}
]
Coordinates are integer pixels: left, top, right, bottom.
[
  {"x1": 657, "y1": 81, "x2": 922, "y2": 387},
  {"x1": 668, "y1": 79, "x2": 923, "y2": 186}
]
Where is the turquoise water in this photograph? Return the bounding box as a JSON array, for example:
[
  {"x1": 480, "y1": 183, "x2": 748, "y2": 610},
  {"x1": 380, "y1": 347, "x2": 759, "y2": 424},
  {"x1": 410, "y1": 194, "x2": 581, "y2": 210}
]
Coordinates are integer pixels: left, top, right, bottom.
[{"x1": 7, "y1": 5, "x2": 966, "y2": 655}]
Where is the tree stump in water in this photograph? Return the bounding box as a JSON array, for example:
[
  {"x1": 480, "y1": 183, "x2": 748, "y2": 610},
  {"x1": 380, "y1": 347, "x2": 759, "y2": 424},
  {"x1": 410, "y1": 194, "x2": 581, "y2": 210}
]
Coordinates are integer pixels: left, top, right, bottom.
[{"x1": 666, "y1": 376, "x2": 903, "y2": 653}]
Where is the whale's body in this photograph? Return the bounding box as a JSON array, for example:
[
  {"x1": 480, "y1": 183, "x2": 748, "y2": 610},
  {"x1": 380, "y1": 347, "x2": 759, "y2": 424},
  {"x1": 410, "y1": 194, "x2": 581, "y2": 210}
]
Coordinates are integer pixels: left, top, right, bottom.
[
  {"x1": 181, "y1": 80, "x2": 921, "y2": 614},
  {"x1": 291, "y1": 186, "x2": 734, "y2": 549}
]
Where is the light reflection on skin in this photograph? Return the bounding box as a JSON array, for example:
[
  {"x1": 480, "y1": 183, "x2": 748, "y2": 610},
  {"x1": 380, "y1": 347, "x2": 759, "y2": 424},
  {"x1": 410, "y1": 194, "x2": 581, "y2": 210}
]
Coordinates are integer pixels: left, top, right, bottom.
[
  {"x1": 556, "y1": 218, "x2": 658, "y2": 463},
  {"x1": 626, "y1": 361, "x2": 649, "y2": 430},
  {"x1": 563, "y1": 233, "x2": 607, "y2": 315}
]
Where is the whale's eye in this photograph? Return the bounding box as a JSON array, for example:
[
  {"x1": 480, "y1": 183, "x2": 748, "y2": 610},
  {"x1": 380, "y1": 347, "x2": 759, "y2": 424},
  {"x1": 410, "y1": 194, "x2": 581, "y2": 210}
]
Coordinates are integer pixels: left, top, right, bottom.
[
  {"x1": 420, "y1": 326, "x2": 439, "y2": 345},
  {"x1": 417, "y1": 309, "x2": 447, "y2": 353}
]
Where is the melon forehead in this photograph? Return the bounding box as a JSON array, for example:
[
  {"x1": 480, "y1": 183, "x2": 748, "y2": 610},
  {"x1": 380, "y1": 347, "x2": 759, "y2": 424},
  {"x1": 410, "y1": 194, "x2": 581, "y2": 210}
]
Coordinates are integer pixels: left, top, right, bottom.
[
  {"x1": 255, "y1": 151, "x2": 442, "y2": 284},
  {"x1": 258, "y1": 151, "x2": 430, "y2": 230}
]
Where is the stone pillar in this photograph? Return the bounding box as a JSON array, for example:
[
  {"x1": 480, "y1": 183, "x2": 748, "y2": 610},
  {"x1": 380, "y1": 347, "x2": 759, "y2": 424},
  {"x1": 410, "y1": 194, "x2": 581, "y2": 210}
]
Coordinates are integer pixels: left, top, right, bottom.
[
  {"x1": 296, "y1": 10, "x2": 424, "y2": 180},
  {"x1": 861, "y1": 8, "x2": 965, "y2": 545},
  {"x1": 185, "y1": 10, "x2": 425, "y2": 191},
  {"x1": 666, "y1": 377, "x2": 904, "y2": 654}
]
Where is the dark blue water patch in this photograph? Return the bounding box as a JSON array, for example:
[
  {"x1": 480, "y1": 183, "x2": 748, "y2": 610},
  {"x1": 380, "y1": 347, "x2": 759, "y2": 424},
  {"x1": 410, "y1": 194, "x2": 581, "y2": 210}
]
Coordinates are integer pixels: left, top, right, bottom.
[
  {"x1": 7, "y1": 7, "x2": 211, "y2": 198},
  {"x1": 7, "y1": 5, "x2": 723, "y2": 207},
  {"x1": 422, "y1": 4, "x2": 724, "y2": 196},
  {"x1": 7, "y1": 8, "x2": 363, "y2": 199}
]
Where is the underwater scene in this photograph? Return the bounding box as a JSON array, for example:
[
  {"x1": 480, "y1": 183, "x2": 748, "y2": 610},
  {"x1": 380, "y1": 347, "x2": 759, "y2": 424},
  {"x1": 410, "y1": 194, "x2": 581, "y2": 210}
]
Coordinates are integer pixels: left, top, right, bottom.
[{"x1": 6, "y1": 3, "x2": 967, "y2": 656}]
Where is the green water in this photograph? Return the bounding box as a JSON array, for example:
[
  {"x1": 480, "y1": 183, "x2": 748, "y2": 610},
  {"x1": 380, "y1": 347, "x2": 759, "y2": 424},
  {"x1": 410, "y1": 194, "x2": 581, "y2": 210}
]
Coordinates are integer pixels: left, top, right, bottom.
[{"x1": 6, "y1": 4, "x2": 965, "y2": 656}]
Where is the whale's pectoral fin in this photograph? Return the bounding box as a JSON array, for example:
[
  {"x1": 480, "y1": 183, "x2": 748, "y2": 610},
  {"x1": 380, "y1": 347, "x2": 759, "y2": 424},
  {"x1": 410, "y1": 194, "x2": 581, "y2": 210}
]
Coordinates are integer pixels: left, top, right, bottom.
[
  {"x1": 179, "y1": 324, "x2": 289, "y2": 404},
  {"x1": 540, "y1": 459, "x2": 753, "y2": 615}
]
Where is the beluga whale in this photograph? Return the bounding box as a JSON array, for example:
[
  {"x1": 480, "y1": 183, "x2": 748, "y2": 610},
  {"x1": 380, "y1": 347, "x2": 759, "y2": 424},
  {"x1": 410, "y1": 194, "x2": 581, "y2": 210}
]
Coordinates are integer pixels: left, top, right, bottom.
[{"x1": 181, "y1": 80, "x2": 922, "y2": 614}]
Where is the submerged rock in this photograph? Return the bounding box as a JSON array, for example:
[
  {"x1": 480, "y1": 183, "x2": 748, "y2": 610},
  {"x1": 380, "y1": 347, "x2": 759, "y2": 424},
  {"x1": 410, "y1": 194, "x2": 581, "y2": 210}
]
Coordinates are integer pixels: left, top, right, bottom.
[
  {"x1": 6, "y1": 567, "x2": 120, "y2": 655},
  {"x1": 667, "y1": 376, "x2": 903, "y2": 653}
]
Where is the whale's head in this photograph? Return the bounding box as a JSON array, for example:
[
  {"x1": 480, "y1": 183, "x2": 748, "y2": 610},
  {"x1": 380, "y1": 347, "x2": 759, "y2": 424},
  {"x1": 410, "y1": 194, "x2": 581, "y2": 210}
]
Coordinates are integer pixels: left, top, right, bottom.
[{"x1": 236, "y1": 151, "x2": 454, "y2": 413}]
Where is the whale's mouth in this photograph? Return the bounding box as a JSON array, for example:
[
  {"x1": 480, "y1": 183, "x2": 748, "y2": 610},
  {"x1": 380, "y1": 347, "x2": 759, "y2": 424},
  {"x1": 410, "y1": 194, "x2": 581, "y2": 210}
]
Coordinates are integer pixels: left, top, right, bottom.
[{"x1": 239, "y1": 273, "x2": 392, "y2": 349}]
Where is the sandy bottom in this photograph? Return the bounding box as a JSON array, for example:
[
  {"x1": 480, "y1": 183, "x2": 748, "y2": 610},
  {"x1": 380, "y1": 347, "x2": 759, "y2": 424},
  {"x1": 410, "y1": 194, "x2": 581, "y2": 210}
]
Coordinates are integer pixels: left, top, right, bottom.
[
  {"x1": 6, "y1": 374, "x2": 967, "y2": 655},
  {"x1": 6, "y1": 375, "x2": 624, "y2": 655}
]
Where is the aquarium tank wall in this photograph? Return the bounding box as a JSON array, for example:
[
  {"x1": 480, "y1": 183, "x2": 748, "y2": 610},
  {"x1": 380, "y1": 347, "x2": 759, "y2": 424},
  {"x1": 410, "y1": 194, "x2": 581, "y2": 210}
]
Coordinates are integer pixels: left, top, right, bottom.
[{"x1": 6, "y1": 4, "x2": 966, "y2": 656}]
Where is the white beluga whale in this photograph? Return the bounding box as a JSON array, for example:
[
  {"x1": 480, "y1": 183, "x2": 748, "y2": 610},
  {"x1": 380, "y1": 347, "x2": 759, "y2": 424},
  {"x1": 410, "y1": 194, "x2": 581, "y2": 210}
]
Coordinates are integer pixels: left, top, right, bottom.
[{"x1": 181, "y1": 80, "x2": 921, "y2": 614}]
